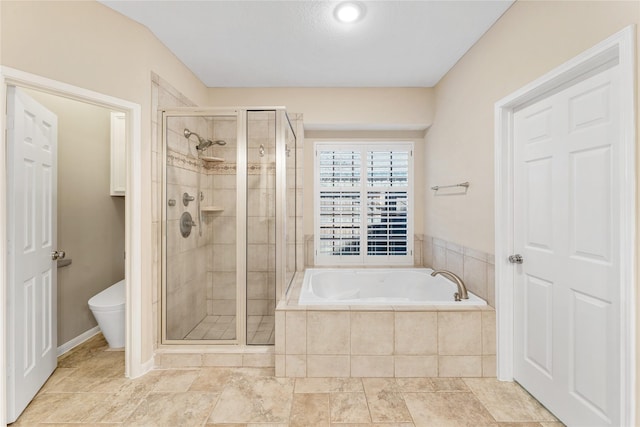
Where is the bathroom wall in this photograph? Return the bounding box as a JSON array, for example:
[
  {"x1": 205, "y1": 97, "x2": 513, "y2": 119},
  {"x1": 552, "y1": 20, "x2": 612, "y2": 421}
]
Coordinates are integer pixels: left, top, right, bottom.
[
  {"x1": 24, "y1": 89, "x2": 126, "y2": 347},
  {"x1": 208, "y1": 87, "x2": 435, "y2": 131},
  {"x1": 1, "y1": 0, "x2": 210, "y2": 364},
  {"x1": 423, "y1": 0, "x2": 640, "y2": 255}
]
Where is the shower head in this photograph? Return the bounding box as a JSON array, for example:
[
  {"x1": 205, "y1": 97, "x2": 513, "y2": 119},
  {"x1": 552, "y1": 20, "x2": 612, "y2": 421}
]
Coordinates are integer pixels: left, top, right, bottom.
[{"x1": 183, "y1": 128, "x2": 227, "y2": 151}]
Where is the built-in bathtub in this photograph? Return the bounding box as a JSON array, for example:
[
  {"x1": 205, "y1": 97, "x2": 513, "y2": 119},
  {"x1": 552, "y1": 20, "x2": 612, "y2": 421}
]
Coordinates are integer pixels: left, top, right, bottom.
[
  {"x1": 300, "y1": 268, "x2": 487, "y2": 306},
  {"x1": 276, "y1": 269, "x2": 496, "y2": 378}
]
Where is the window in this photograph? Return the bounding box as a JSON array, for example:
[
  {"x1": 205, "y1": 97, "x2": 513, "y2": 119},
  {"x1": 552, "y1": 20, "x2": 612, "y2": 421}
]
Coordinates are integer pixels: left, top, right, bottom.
[{"x1": 315, "y1": 142, "x2": 413, "y2": 265}]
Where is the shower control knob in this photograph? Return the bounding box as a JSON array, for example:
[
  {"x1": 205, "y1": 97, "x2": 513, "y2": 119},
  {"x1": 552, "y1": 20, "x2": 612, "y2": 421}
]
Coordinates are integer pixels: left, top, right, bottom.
[
  {"x1": 508, "y1": 254, "x2": 524, "y2": 264},
  {"x1": 51, "y1": 250, "x2": 66, "y2": 260}
]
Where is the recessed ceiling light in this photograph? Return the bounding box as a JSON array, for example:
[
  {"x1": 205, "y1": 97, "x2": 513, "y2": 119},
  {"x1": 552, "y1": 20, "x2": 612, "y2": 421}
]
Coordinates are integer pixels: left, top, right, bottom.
[{"x1": 334, "y1": 2, "x2": 365, "y2": 23}]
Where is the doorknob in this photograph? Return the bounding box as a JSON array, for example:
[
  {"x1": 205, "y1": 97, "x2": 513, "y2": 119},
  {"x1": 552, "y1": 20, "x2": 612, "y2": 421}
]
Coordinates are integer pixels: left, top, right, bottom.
[
  {"x1": 508, "y1": 254, "x2": 524, "y2": 264},
  {"x1": 51, "y1": 250, "x2": 66, "y2": 260}
]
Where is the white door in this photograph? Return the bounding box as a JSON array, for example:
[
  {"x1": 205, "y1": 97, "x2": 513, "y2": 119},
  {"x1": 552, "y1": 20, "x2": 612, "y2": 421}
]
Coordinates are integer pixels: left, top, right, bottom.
[
  {"x1": 512, "y1": 66, "x2": 621, "y2": 426},
  {"x1": 6, "y1": 87, "x2": 58, "y2": 423}
]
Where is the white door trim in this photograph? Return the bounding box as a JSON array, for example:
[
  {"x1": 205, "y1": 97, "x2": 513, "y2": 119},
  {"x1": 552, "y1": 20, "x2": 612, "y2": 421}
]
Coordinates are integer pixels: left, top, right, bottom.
[
  {"x1": 495, "y1": 25, "x2": 636, "y2": 425},
  {"x1": 0, "y1": 66, "x2": 147, "y2": 426}
]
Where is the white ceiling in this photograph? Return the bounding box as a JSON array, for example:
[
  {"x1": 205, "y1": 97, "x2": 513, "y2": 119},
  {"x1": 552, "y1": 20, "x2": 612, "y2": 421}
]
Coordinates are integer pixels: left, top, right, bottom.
[{"x1": 101, "y1": 1, "x2": 514, "y2": 88}]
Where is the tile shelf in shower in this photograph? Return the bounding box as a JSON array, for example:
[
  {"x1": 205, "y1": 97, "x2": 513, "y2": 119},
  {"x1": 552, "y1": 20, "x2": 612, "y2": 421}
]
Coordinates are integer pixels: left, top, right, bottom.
[
  {"x1": 201, "y1": 206, "x2": 224, "y2": 213},
  {"x1": 200, "y1": 156, "x2": 224, "y2": 163}
]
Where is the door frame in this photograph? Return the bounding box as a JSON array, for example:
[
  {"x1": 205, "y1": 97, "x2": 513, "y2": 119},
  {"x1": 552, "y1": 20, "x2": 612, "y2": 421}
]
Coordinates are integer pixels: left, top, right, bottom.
[
  {"x1": 495, "y1": 25, "x2": 636, "y2": 424},
  {"x1": 0, "y1": 66, "x2": 146, "y2": 426}
]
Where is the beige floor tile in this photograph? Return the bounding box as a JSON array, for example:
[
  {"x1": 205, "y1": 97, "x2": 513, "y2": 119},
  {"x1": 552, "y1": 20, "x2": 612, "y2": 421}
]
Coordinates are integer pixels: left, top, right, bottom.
[
  {"x1": 331, "y1": 423, "x2": 415, "y2": 427},
  {"x1": 493, "y1": 423, "x2": 548, "y2": 427},
  {"x1": 430, "y1": 378, "x2": 470, "y2": 392},
  {"x1": 290, "y1": 393, "x2": 330, "y2": 427},
  {"x1": 464, "y1": 378, "x2": 558, "y2": 422},
  {"x1": 362, "y1": 378, "x2": 413, "y2": 423},
  {"x1": 330, "y1": 424, "x2": 415, "y2": 427},
  {"x1": 15, "y1": 336, "x2": 566, "y2": 427},
  {"x1": 403, "y1": 392, "x2": 496, "y2": 427},
  {"x1": 15, "y1": 392, "x2": 110, "y2": 424},
  {"x1": 19, "y1": 424, "x2": 123, "y2": 427},
  {"x1": 57, "y1": 335, "x2": 109, "y2": 368},
  {"x1": 295, "y1": 377, "x2": 364, "y2": 393},
  {"x1": 37, "y1": 367, "x2": 77, "y2": 394},
  {"x1": 83, "y1": 391, "x2": 147, "y2": 423},
  {"x1": 395, "y1": 378, "x2": 436, "y2": 392},
  {"x1": 150, "y1": 369, "x2": 200, "y2": 392},
  {"x1": 188, "y1": 367, "x2": 236, "y2": 392},
  {"x1": 330, "y1": 392, "x2": 371, "y2": 423},
  {"x1": 125, "y1": 391, "x2": 219, "y2": 426},
  {"x1": 71, "y1": 351, "x2": 126, "y2": 378},
  {"x1": 208, "y1": 376, "x2": 295, "y2": 424}
]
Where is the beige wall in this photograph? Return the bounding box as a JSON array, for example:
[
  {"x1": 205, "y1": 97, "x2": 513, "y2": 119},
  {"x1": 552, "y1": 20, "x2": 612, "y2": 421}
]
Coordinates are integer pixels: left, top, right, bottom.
[
  {"x1": 26, "y1": 90, "x2": 126, "y2": 346},
  {"x1": 1, "y1": 0, "x2": 209, "y2": 363},
  {"x1": 424, "y1": 0, "x2": 639, "y2": 254},
  {"x1": 208, "y1": 87, "x2": 435, "y2": 131}
]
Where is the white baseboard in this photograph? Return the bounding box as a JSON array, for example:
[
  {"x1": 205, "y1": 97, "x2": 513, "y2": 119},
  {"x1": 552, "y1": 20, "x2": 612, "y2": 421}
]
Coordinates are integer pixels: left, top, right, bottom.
[
  {"x1": 57, "y1": 326, "x2": 100, "y2": 357},
  {"x1": 127, "y1": 356, "x2": 154, "y2": 379}
]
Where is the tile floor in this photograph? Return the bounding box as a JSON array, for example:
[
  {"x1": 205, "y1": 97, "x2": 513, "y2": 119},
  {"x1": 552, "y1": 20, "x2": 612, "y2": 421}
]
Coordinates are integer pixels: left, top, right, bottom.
[
  {"x1": 12, "y1": 334, "x2": 564, "y2": 426},
  {"x1": 184, "y1": 315, "x2": 275, "y2": 344}
]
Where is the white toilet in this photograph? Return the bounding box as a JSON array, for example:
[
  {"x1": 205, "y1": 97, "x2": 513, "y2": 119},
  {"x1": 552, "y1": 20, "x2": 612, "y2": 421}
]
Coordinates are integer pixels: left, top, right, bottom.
[{"x1": 88, "y1": 279, "x2": 125, "y2": 348}]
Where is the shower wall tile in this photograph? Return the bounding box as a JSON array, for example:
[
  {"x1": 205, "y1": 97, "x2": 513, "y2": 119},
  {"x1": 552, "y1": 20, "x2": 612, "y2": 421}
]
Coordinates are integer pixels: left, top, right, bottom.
[
  {"x1": 247, "y1": 299, "x2": 269, "y2": 316},
  {"x1": 247, "y1": 217, "x2": 269, "y2": 244},
  {"x1": 211, "y1": 300, "x2": 236, "y2": 316},
  {"x1": 247, "y1": 244, "x2": 269, "y2": 271},
  {"x1": 212, "y1": 244, "x2": 236, "y2": 272},
  {"x1": 212, "y1": 216, "x2": 236, "y2": 244}
]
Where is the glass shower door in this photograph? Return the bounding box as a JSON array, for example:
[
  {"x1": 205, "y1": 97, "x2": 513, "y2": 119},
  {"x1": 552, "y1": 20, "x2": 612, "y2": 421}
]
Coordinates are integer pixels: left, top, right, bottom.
[
  {"x1": 163, "y1": 112, "x2": 238, "y2": 343},
  {"x1": 246, "y1": 111, "x2": 276, "y2": 345}
]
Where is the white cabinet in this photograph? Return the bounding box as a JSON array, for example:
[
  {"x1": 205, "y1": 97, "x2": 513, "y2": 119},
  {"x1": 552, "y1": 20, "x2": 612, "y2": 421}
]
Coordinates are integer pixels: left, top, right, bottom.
[{"x1": 110, "y1": 112, "x2": 126, "y2": 196}]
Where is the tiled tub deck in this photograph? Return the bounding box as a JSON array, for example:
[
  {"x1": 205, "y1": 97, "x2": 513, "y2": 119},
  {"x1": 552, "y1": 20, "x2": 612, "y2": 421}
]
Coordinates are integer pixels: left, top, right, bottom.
[{"x1": 276, "y1": 272, "x2": 496, "y2": 378}]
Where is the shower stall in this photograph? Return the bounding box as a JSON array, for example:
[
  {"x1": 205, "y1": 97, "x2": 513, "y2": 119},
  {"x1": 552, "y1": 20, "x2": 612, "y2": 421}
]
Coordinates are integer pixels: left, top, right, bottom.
[{"x1": 161, "y1": 108, "x2": 297, "y2": 345}]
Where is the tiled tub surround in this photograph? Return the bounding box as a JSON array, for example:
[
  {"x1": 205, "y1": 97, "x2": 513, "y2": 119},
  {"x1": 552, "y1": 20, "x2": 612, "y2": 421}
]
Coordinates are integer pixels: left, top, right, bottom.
[
  {"x1": 305, "y1": 234, "x2": 495, "y2": 307},
  {"x1": 276, "y1": 273, "x2": 496, "y2": 378},
  {"x1": 423, "y1": 236, "x2": 496, "y2": 307}
]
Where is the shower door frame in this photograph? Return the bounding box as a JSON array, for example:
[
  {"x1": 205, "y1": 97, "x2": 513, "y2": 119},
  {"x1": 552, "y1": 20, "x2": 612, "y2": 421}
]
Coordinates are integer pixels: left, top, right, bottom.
[{"x1": 160, "y1": 107, "x2": 290, "y2": 346}]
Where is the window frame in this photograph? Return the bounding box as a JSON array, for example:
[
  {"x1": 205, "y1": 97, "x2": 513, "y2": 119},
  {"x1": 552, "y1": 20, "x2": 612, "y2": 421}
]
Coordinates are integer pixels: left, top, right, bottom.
[{"x1": 314, "y1": 141, "x2": 414, "y2": 266}]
